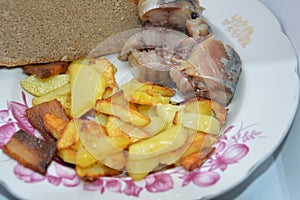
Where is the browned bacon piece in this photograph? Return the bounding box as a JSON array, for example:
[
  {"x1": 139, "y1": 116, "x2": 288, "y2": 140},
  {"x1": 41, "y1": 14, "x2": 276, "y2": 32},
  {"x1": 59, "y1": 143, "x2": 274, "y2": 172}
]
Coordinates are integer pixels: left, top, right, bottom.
[
  {"x1": 26, "y1": 99, "x2": 69, "y2": 141},
  {"x1": 22, "y1": 61, "x2": 69, "y2": 79},
  {"x1": 2, "y1": 130, "x2": 57, "y2": 175}
]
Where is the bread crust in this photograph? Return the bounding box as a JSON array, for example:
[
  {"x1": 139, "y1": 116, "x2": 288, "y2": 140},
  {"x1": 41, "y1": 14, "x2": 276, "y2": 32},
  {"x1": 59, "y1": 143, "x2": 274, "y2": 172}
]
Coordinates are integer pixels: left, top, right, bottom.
[{"x1": 1, "y1": 0, "x2": 142, "y2": 67}]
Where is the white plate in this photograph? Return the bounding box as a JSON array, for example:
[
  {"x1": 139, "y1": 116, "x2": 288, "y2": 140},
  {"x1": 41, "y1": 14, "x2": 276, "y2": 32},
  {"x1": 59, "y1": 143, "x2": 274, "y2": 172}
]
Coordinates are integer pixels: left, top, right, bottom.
[{"x1": 0, "y1": 0, "x2": 299, "y2": 199}]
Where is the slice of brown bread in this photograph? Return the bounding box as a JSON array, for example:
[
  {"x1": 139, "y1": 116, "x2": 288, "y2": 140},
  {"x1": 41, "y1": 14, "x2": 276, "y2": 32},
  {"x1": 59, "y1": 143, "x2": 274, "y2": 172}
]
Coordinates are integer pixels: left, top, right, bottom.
[{"x1": 0, "y1": 0, "x2": 142, "y2": 67}]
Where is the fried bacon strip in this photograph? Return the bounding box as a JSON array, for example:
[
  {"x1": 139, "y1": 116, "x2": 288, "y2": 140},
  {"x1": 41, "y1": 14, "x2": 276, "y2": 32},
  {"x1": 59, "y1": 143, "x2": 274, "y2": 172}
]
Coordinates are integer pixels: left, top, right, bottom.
[
  {"x1": 26, "y1": 99, "x2": 69, "y2": 141},
  {"x1": 23, "y1": 61, "x2": 68, "y2": 79},
  {"x1": 2, "y1": 130, "x2": 57, "y2": 175}
]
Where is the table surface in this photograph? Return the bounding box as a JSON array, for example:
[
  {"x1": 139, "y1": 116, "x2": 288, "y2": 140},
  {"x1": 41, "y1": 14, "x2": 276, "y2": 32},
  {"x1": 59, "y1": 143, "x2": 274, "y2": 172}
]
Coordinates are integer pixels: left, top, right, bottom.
[{"x1": 1, "y1": 0, "x2": 299, "y2": 200}]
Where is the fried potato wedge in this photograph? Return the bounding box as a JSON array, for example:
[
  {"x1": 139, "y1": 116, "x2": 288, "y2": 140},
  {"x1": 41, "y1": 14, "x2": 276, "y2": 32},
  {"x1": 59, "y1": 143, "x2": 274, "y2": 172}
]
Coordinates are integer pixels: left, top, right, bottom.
[
  {"x1": 101, "y1": 151, "x2": 127, "y2": 170},
  {"x1": 43, "y1": 113, "x2": 68, "y2": 139},
  {"x1": 156, "y1": 103, "x2": 182, "y2": 128},
  {"x1": 105, "y1": 116, "x2": 138, "y2": 144},
  {"x1": 32, "y1": 83, "x2": 71, "y2": 110},
  {"x1": 69, "y1": 57, "x2": 116, "y2": 118},
  {"x1": 174, "y1": 111, "x2": 221, "y2": 135},
  {"x1": 95, "y1": 99, "x2": 150, "y2": 127},
  {"x1": 108, "y1": 116, "x2": 151, "y2": 139},
  {"x1": 128, "y1": 125, "x2": 188, "y2": 160},
  {"x1": 182, "y1": 98, "x2": 228, "y2": 125},
  {"x1": 76, "y1": 162, "x2": 120, "y2": 181},
  {"x1": 75, "y1": 147, "x2": 97, "y2": 168},
  {"x1": 121, "y1": 78, "x2": 175, "y2": 105},
  {"x1": 57, "y1": 148, "x2": 77, "y2": 165},
  {"x1": 137, "y1": 105, "x2": 167, "y2": 135},
  {"x1": 76, "y1": 120, "x2": 122, "y2": 163},
  {"x1": 21, "y1": 74, "x2": 70, "y2": 96},
  {"x1": 126, "y1": 156, "x2": 160, "y2": 177},
  {"x1": 57, "y1": 119, "x2": 79, "y2": 150}
]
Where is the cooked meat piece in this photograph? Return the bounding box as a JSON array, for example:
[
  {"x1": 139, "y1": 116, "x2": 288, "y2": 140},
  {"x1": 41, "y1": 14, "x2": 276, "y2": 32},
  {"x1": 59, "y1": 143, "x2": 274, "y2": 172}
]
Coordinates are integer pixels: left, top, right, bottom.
[
  {"x1": 186, "y1": 18, "x2": 210, "y2": 38},
  {"x1": 26, "y1": 99, "x2": 69, "y2": 141},
  {"x1": 23, "y1": 62, "x2": 69, "y2": 79},
  {"x1": 128, "y1": 49, "x2": 176, "y2": 86},
  {"x1": 138, "y1": 0, "x2": 204, "y2": 31},
  {"x1": 2, "y1": 130, "x2": 57, "y2": 175},
  {"x1": 172, "y1": 34, "x2": 212, "y2": 60},
  {"x1": 119, "y1": 27, "x2": 188, "y2": 61},
  {"x1": 170, "y1": 36, "x2": 242, "y2": 105}
]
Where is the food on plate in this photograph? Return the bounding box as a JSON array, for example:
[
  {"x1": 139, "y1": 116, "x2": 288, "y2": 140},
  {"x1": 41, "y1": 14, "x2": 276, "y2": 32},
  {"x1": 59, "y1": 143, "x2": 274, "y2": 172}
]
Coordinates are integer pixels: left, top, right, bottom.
[
  {"x1": 0, "y1": 0, "x2": 142, "y2": 67},
  {"x1": 25, "y1": 99, "x2": 70, "y2": 141},
  {"x1": 119, "y1": 27, "x2": 188, "y2": 86},
  {"x1": 186, "y1": 17, "x2": 210, "y2": 38},
  {"x1": 3, "y1": 56, "x2": 228, "y2": 181},
  {"x1": 1, "y1": 0, "x2": 242, "y2": 183},
  {"x1": 120, "y1": 78, "x2": 176, "y2": 105},
  {"x1": 121, "y1": 29, "x2": 241, "y2": 105},
  {"x1": 2, "y1": 130, "x2": 57, "y2": 175},
  {"x1": 21, "y1": 74, "x2": 70, "y2": 97},
  {"x1": 95, "y1": 98, "x2": 151, "y2": 127},
  {"x1": 32, "y1": 83, "x2": 71, "y2": 115},
  {"x1": 119, "y1": 0, "x2": 241, "y2": 106},
  {"x1": 138, "y1": 0, "x2": 204, "y2": 31},
  {"x1": 180, "y1": 146, "x2": 215, "y2": 171},
  {"x1": 119, "y1": 27, "x2": 188, "y2": 61},
  {"x1": 170, "y1": 35, "x2": 242, "y2": 105},
  {"x1": 68, "y1": 57, "x2": 117, "y2": 118},
  {"x1": 22, "y1": 62, "x2": 69, "y2": 79}
]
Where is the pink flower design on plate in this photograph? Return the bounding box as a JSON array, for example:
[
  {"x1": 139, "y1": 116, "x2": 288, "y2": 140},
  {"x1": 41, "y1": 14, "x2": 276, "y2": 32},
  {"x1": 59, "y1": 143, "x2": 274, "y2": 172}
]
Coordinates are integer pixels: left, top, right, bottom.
[
  {"x1": 145, "y1": 173, "x2": 174, "y2": 193},
  {"x1": 14, "y1": 164, "x2": 46, "y2": 183},
  {"x1": 84, "y1": 179, "x2": 105, "y2": 192},
  {"x1": 8, "y1": 101, "x2": 35, "y2": 135},
  {"x1": 181, "y1": 170, "x2": 220, "y2": 187},
  {"x1": 209, "y1": 144, "x2": 249, "y2": 171},
  {"x1": 123, "y1": 179, "x2": 143, "y2": 197},
  {"x1": 105, "y1": 179, "x2": 123, "y2": 193},
  {"x1": 0, "y1": 122, "x2": 17, "y2": 148}
]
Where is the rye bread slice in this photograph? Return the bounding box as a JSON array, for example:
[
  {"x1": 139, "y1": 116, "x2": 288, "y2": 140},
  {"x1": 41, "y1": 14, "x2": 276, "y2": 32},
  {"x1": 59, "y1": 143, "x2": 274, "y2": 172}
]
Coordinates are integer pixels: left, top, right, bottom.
[{"x1": 0, "y1": 0, "x2": 142, "y2": 67}]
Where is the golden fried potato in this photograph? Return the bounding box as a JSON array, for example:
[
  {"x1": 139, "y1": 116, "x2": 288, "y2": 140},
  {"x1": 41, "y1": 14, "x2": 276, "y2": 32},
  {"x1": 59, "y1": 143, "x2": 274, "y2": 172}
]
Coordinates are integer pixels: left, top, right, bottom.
[
  {"x1": 76, "y1": 162, "x2": 120, "y2": 181},
  {"x1": 107, "y1": 116, "x2": 150, "y2": 139},
  {"x1": 121, "y1": 78, "x2": 175, "y2": 105},
  {"x1": 76, "y1": 120, "x2": 121, "y2": 161},
  {"x1": 128, "y1": 125, "x2": 188, "y2": 160},
  {"x1": 43, "y1": 113, "x2": 68, "y2": 139},
  {"x1": 57, "y1": 148, "x2": 77, "y2": 164},
  {"x1": 95, "y1": 112, "x2": 109, "y2": 126},
  {"x1": 75, "y1": 147, "x2": 97, "y2": 168},
  {"x1": 102, "y1": 151, "x2": 127, "y2": 170},
  {"x1": 137, "y1": 105, "x2": 166, "y2": 135},
  {"x1": 32, "y1": 83, "x2": 71, "y2": 110},
  {"x1": 95, "y1": 99, "x2": 150, "y2": 127},
  {"x1": 182, "y1": 98, "x2": 228, "y2": 125},
  {"x1": 68, "y1": 57, "x2": 117, "y2": 118},
  {"x1": 57, "y1": 119, "x2": 79, "y2": 150},
  {"x1": 126, "y1": 156, "x2": 160, "y2": 180},
  {"x1": 21, "y1": 74, "x2": 70, "y2": 96},
  {"x1": 105, "y1": 116, "x2": 137, "y2": 144},
  {"x1": 156, "y1": 103, "x2": 182, "y2": 128},
  {"x1": 174, "y1": 111, "x2": 220, "y2": 135}
]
